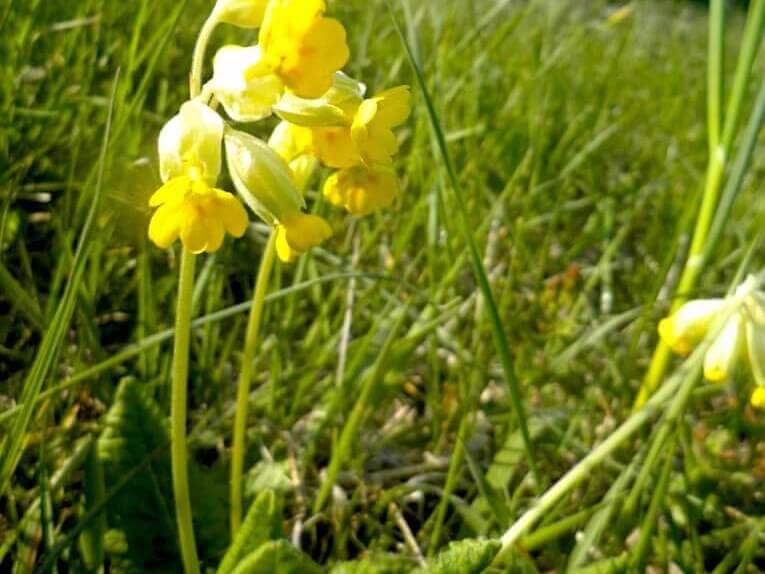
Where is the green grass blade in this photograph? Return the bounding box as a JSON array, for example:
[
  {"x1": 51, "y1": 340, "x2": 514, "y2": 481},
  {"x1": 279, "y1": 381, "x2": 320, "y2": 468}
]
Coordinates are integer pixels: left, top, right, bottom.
[
  {"x1": 386, "y1": 0, "x2": 538, "y2": 483},
  {"x1": 0, "y1": 70, "x2": 119, "y2": 496},
  {"x1": 707, "y1": 0, "x2": 724, "y2": 152}
]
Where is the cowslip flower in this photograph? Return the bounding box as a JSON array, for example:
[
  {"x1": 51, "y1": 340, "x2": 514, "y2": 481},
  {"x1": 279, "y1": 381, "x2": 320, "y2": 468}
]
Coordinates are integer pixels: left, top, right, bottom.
[
  {"x1": 274, "y1": 82, "x2": 411, "y2": 169},
  {"x1": 211, "y1": 45, "x2": 283, "y2": 122},
  {"x1": 149, "y1": 100, "x2": 247, "y2": 253},
  {"x1": 351, "y1": 86, "x2": 411, "y2": 165},
  {"x1": 323, "y1": 165, "x2": 399, "y2": 216},
  {"x1": 258, "y1": 0, "x2": 349, "y2": 99},
  {"x1": 658, "y1": 299, "x2": 726, "y2": 355},
  {"x1": 658, "y1": 276, "x2": 765, "y2": 407},
  {"x1": 225, "y1": 128, "x2": 331, "y2": 261}
]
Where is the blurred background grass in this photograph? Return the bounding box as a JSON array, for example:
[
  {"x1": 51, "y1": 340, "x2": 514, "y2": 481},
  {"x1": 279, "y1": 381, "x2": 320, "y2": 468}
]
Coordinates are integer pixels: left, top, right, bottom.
[{"x1": 1, "y1": 0, "x2": 764, "y2": 571}]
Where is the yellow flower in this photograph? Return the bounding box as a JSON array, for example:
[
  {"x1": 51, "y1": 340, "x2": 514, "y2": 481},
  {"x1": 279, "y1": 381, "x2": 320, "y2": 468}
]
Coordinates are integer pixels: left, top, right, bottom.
[
  {"x1": 351, "y1": 86, "x2": 411, "y2": 165},
  {"x1": 323, "y1": 165, "x2": 399, "y2": 215},
  {"x1": 751, "y1": 387, "x2": 765, "y2": 409},
  {"x1": 211, "y1": 45, "x2": 284, "y2": 122},
  {"x1": 658, "y1": 299, "x2": 726, "y2": 355},
  {"x1": 224, "y1": 128, "x2": 330, "y2": 261},
  {"x1": 275, "y1": 212, "x2": 333, "y2": 262},
  {"x1": 158, "y1": 100, "x2": 224, "y2": 185},
  {"x1": 268, "y1": 121, "x2": 318, "y2": 189},
  {"x1": 213, "y1": 0, "x2": 269, "y2": 28},
  {"x1": 703, "y1": 313, "x2": 743, "y2": 382},
  {"x1": 311, "y1": 127, "x2": 360, "y2": 168},
  {"x1": 149, "y1": 177, "x2": 248, "y2": 254},
  {"x1": 150, "y1": 101, "x2": 248, "y2": 253},
  {"x1": 259, "y1": 0, "x2": 349, "y2": 99}
]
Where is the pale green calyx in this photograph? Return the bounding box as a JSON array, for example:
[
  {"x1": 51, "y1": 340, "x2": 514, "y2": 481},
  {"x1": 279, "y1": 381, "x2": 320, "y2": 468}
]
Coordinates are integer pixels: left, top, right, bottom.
[
  {"x1": 273, "y1": 72, "x2": 366, "y2": 127},
  {"x1": 224, "y1": 128, "x2": 304, "y2": 225}
]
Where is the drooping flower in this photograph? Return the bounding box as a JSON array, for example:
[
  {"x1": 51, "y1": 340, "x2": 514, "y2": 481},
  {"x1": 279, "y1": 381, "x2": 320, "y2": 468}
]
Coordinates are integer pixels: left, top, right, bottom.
[
  {"x1": 275, "y1": 213, "x2": 333, "y2": 262},
  {"x1": 225, "y1": 127, "x2": 331, "y2": 261},
  {"x1": 212, "y1": 0, "x2": 270, "y2": 28},
  {"x1": 658, "y1": 299, "x2": 726, "y2": 355},
  {"x1": 258, "y1": 0, "x2": 350, "y2": 99},
  {"x1": 211, "y1": 45, "x2": 284, "y2": 122},
  {"x1": 323, "y1": 165, "x2": 399, "y2": 216},
  {"x1": 658, "y1": 276, "x2": 765, "y2": 397},
  {"x1": 149, "y1": 100, "x2": 248, "y2": 253},
  {"x1": 351, "y1": 86, "x2": 411, "y2": 165}
]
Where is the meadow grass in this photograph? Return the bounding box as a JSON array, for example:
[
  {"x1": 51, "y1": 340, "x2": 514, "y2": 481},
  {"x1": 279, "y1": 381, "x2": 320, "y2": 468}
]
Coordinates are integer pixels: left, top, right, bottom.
[{"x1": 1, "y1": 0, "x2": 765, "y2": 572}]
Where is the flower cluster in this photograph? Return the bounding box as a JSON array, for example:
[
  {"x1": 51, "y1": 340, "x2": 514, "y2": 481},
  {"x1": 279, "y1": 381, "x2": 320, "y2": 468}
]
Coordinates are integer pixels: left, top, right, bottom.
[
  {"x1": 148, "y1": 0, "x2": 411, "y2": 261},
  {"x1": 658, "y1": 275, "x2": 765, "y2": 407}
]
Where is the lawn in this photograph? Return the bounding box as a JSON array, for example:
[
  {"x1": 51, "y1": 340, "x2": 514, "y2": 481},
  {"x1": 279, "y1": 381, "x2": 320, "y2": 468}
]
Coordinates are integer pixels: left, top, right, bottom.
[{"x1": 1, "y1": 0, "x2": 764, "y2": 572}]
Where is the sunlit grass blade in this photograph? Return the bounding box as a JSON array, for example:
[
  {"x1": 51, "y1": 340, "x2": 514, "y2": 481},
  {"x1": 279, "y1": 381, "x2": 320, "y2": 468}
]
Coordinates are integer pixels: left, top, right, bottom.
[{"x1": 386, "y1": 0, "x2": 538, "y2": 483}]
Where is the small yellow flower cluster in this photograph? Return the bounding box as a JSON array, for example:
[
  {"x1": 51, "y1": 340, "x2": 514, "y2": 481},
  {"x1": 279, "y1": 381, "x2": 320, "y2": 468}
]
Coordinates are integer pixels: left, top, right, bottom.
[
  {"x1": 658, "y1": 276, "x2": 765, "y2": 407},
  {"x1": 148, "y1": 0, "x2": 410, "y2": 262}
]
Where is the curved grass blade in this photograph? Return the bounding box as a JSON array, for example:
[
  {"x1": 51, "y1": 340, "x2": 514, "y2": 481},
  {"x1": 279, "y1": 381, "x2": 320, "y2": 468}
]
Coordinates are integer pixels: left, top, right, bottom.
[{"x1": 385, "y1": 0, "x2": 538, "y2": 482}]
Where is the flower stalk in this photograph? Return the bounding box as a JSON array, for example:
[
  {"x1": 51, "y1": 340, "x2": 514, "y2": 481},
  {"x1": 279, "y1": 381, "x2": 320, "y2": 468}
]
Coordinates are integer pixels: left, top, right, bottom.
[
  {"x1": 170, "y1": 248, "x2": 201, "y2": 574},
  {"x1": 230, "y1": 231, "x2": 277, "y2": 536}
]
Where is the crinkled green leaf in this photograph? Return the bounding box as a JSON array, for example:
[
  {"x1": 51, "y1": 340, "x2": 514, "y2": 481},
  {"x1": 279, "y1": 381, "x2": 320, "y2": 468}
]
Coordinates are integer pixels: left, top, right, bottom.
[
  {"x1": 330, "y1": 554, "x2": 415, "y2": 574},
  {"x1": 229, "y1": 540, "x2": 321, "y2": 574},
  {"x1": 98, "y1": 378, "x2": 228, "y2": 571},
  {"x1": 217, "y1": 490, "x2": 281, "y2": 574},
  {"x1": 413, "y1": 539, "x2": 500, "y2": 574}
]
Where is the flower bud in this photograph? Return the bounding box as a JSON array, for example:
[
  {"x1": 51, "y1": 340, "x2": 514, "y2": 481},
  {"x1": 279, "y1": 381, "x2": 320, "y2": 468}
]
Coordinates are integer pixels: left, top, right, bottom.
[
  {"x1": 158, "y1": 100, "x2": 224, "y2": 184},
  {"x1": 224, "y1": 128, "x2": 304, "y2": 225},
  {"x1": 211, "y1": 45, "x2": 283, "y2": 123},
  {"x1": 212, "y1": 0, "x2": 269, "y2": 28},
  {"x1": 273, "y1": 72, "x2": 365, "y2": 127}
]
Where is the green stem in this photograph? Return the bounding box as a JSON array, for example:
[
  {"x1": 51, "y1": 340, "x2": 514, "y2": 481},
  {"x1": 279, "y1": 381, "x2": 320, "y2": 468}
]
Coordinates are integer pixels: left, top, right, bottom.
[
  {"x1": 636, "y1": 0, "x2": 765, "y2": 408},
  {"x1": 190, "y1": 15, "x2": 217, "y2": 99},
  {"x1": 493, "y1": 360, "x2": 694, "y2": 565},
  {"x1": 230, "y1": 233, "x2": 277, "y2": 537},
  {"x1": 171, "y1": 249, "x2": 200, "y2": 574}
]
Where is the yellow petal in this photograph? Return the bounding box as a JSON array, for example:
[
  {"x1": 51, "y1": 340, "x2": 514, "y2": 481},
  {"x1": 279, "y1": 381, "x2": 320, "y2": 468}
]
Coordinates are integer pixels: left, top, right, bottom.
[
  {"x1": 373, "y1": 86, "x2": 411, "y2": 127},
  {"x1": 281, "y1": 212, "x2": 332, "y2": 253},
  {"x1": 149, "y1": 176, "x2": 189, "y2": 207},
  {"x1": 204, "y1": 217, "x2": 226, "y2": 253},
  {"x1": 751, "y1": 387, "x2": 765, "y2": 409},
  {"x1": 148, "y1": 203, "x2": 183, "y2": 249},
  {"x1": 322, "y1": 166, "x2": 398, "y2": 215},
  {"x1": 311, "y1": 127, "x2": 359, "y2": 168},
  {"x1": 260, "y1": 0, "x2": 348, "y2": 99},
  {"x1": 275, "y1": 224, "x2": 298, "y2": 262},
  {"x1": 180, "y1": 205, "x2": 209, "y2": 254},
  {"x1": 212, "y1": 189, "x2": 249, "y2": 237}
]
